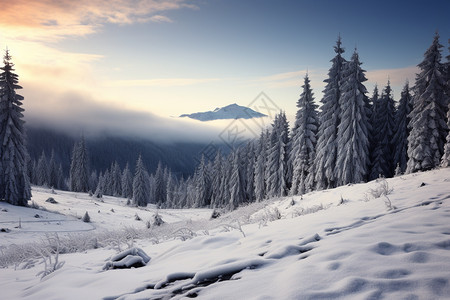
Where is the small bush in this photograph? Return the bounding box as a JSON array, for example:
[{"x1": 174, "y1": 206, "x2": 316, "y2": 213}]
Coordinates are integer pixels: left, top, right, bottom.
[
  {"x1": 369, "y1": 179, "x2": 393, "y2": 199},
  {"x1": 82, "y1": 211, "x2": 90, "y2": 223}
]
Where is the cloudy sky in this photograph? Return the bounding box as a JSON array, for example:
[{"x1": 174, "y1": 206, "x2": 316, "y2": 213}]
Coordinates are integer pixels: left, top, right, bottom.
[{"x1": 1, "y1": 0, "x2": 449, "y2": 141}]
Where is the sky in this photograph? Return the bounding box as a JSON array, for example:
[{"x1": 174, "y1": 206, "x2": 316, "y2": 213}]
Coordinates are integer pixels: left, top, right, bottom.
[{"x1": 1, "y1": 0, "x2": 449, "y2": 142}]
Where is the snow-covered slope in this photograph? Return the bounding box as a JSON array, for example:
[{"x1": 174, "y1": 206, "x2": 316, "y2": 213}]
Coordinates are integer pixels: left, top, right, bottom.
[
  {"x1": 179, "y1": 103, "x2": 267, "y2": 121},
  {"x1": 1, "y1": 169, "x2": 450, "y2": 299}
]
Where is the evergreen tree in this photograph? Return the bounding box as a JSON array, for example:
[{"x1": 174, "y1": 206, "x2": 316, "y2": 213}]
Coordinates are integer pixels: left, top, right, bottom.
[
  {"x1": 154, "y1": 162, "x2": 166, "y2": 205},
  {"x1": 229, "y1": 150, "x2": 244, "y2": 210},
  {"x1": 36, "y1": 150, "x2": 49, "y2": 186},
  {"x1": 369, "y1": 85, "x2": 380, "y2": 161},
  {"x1": 56, "y1": 164, "x2": 65, "y2": 190},
  {"x1": 370, "y1": 81, "x2": 396, "y2": 179},
  {"x1": 111, "y1": 161, "x2": 122, "y2": 197},
  {"x1": 48, "y1": 150, "x2": 59, "y2": 189},
  {"x1": 69, "y1": 136, "x2": 90, "y2": 192},
  {"x1": 165, "y1": 172, "x2": 176, "y2": 208},
  {"x1": 441, "y1": 103, "x2": 450, "y2": 167},
  {"x1": 89, "y1": 170, "x2": 98, "y2": 193},
  {"x1": 103, "y1": 169, "x2": 112, "y2": 195},
  {"x1": 290, "y1": 74, "x2": 319, "y2": 195},
  {"x1": 121, "y1": 163, "x2": 133, "y2": 199},
  {"x1": 94, "y1": 172, "x2": 104, "y2": 198},
  {"x1": 218, "y1": 154, "x2": 232, "y2": 207},
  {"x1": 266, "y1": 112, "x2": 289, "y2": 198},
  {"x1": 407, "y1": 33, "x2": 449, "y2": 173},
  {"x1": 336, "y1": 49, "x2": 371, "y2": 185},
  {"x1": 314, "y1": 36, "x2": 347, "y2": 189},
  {"x1": 393, "y1": 82, "x2": 413, "y2": 173},
  {"x1": 210, "y1": 151, "x2": 223, "y2": 208},
  {"x1": 132, "y1": 155, "x2": 150, "y2": 206},
  {"x1": 0, "y1": 50, "x2": 31, "y2": 205},
  {"x1": 254, "y1": 131, "x2": 267, "y2": 201},
  {"x1": 245, "y1": 141, "x2": 256, "y2": 202},
  {"x1": 194, "y1": 155, "x2": 211, "y2": 208}
]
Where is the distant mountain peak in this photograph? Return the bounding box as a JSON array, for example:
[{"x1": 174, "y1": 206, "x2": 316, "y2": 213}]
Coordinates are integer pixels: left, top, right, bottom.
[{"x1": 180, "y1": 103, "x2": 267, "y2": 121}]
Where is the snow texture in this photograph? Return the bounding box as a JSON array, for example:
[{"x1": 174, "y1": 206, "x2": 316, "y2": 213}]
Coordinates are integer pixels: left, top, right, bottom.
[{"x1": 1, "y1": 168, "x2": 450, "y2": 299}]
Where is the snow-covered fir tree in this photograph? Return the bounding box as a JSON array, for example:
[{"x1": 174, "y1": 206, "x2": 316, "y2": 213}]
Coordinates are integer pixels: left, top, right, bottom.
[
  {"x1": 36, "y1": 150, "x2": 49, "y2": 187},
  {"x1": 103, "y1": 169, "x2": 112, "y2": 195},
  {"x1": 393, "y1": 82, "x2": 413, "y2": 173},
  {"x1": 154, "y1": 162, "x2": 166, "y2": 205},
  {"x1": 370, "y1": 81, "x2": 396, "y2": 179},
  {"x1": 245, "y1": 141, "x2": 256, "y2": 202},
  {"x1": 89, "y1": 171, "x2": 98, "y2": 193},
  {"x1": 0, "y1": 50, "x2": 31, "y2": 206},
  {"x1": 442, "y1": 40, "x2": 450, "y2": 167},
  {"x1": 110, "y1": 161, "x2": 122, "y2": 197},
  {"x1": 69, "y1": 136, "x2": 90, "y2": 192},
  {"x1": 94, "y1": 172, "x2": 104, "y2": 198},
  {"x1": 121, "y1": 163, "x2": 133, "y2": 199},
  {"x1": 209, "y1": 151, "x2": 223, "y2": 208},
  {"x1": 266, "y1": 112, "x2": 290, "y2": 198},
  {"x1": 441, "y1": 102, "x2": 450, "y2": 167},
  {"x1": 289, "y1": 74, "x2": 319, "y2": 195},
  {"x1": 368, "y1": 85, "x2": 380, "y2": 161},
  {"x1": 132, "y1": 155, "x2": 150, "y2": 206},
  {"x1": 254, "y1": 131, "x2": 267, "y2": 201},
  {"x1": 48, "y1": 150, "x2": 59, "y2": 189},
  {"x1": 407, "y1": 33, "x2": 449, "y2": 173},
  {"x1": 314, "y1": 36, "x2": 347, "y2": 190},
  {"x1": 336, "y1": 49, "x2": 371, "y2": 185},
  {"x1": 194, "y1": 155, "x2": 211, "y2": 208},
  {"x1": 229, "y1": 150, "x2": 245, "y2": 210}
]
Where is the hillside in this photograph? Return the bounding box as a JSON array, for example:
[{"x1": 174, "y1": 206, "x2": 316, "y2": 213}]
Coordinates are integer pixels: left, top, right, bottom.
[{"x1": 1, "y1": 168, "x2": 450, "y2": 299}]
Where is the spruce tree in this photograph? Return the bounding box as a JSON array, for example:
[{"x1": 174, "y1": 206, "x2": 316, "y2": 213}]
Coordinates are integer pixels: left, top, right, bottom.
[
  {"x1": 441, "y1": 103, "x2": 450, "y2": 167},
  {"x1": 210, "y1": 151, "x2": 223, "y2": 208},
  {"x1": 36, "y1": 150, "x2": 49, "y2": 186},
  {"x1": 132, "y1": 155, "x2": 150, "y2": 206},
  {"x1": 111, "y1": 161, "x2": 122, "y2": 197},
  {"x1": 121, "y1": 163, "x2": 133, "y2": 199},
  {"x1": 336, "y1": 49, "x2": 371, "y2": 185},
  {"x1": 254, "y1": 131, "x2": 267, "y2": 201},
  {"x1": 229, "y1": 150, "x2": 244, "y2": 210},
  {"x1": 314, "y1": 36, "x2": 346, "y2": 189},
  {"x1": 69, "y1": 136, "x2": 90, "y2": 192},
  {"x1": 370, "y1": 81, "x2": 396, "y2": 179},
  {"x1": 290, "y1": 74, "x2": 319, "y2": 195},
  {"x1": 48, "y1": 150, "x2": 59, "y2": 189},
  {"x1": 407, "y1": 33, "x2": 449, "y2": 173},
  {"x1": 266, "y1": 112, "x2": 289, "y2": 198},
  {"x1": 0, "y1": 50, "x2": 31, "y2": 206},
  {"x1": 154, "y1": 162, "x2": 166, "y2": 205},
  {"x1": 393, "y1": 82, "x2": 413, "y2": 173},
  {"x1": 244, "y1": 142, "x2": 256, "y2": 202},
  {"x1": 194, "y1": 155, "x2": 211, "y2": 208}
]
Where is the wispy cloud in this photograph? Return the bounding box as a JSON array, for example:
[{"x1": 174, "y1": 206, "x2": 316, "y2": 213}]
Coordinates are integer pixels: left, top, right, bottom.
[
  {"x1": 108, "y1": 78, "x2": 219, "y2": 87},
  {"x1": 253, "y1": 68, "x2": 327, "y2": 88},
  {"x1": 366, "y1": 66, "x2": 418, "y2": 86},
  {"x1": 0, "y1": 0, "x2": 196, "y2": 42}
]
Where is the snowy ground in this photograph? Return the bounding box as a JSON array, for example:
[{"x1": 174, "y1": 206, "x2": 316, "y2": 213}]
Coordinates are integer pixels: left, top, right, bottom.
[{"x1": 1, "y1": 169, "x2": 450, "y2": 299}]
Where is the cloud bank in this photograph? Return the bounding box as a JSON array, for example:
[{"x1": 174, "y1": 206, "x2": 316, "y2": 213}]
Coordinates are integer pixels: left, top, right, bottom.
[{"x1": 21, "y1": 84, "x2": 269, "y2": 145}]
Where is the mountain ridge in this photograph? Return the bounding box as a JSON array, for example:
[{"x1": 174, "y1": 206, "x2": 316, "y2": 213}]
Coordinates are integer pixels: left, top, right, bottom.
[{"x1": 180, "y1": 103, "x2": 267, "y2": 121}]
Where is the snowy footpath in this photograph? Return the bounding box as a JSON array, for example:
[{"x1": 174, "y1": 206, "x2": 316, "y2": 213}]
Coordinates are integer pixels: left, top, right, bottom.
[{"x1": 1, "y1": 168, "x2": 450, "y2": 299}]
